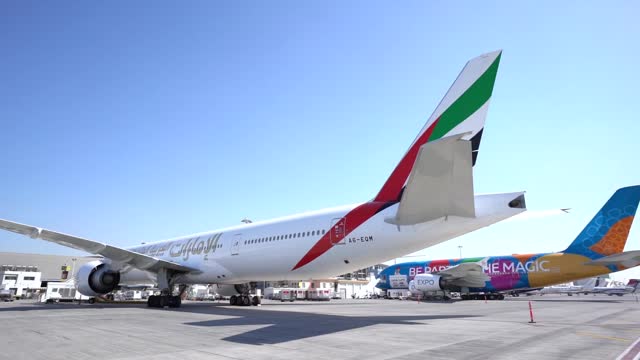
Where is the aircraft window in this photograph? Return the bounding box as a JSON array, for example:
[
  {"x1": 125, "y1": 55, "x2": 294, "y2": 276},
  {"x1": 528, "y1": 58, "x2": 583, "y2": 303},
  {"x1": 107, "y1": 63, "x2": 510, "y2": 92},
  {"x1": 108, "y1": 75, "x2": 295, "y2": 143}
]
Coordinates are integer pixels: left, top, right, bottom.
[
  {"x1": 307, "y1": 231, "x2": 310, "y2": 236},
  {"x1": 293, "y1": 233, "x2": 296, "y2": 238},
  {"x1": 322, "y1": 229, "x2": 325, "y2": 234},
  {"x1": 244, "y1": 241, "x2": 247, "y2": 245},
  {"x1": 297, "y1": 232, "x2": 301, "y2": 237},
  {"x1": 312, "y1": 231, "x2": 315, "y2": 236}
]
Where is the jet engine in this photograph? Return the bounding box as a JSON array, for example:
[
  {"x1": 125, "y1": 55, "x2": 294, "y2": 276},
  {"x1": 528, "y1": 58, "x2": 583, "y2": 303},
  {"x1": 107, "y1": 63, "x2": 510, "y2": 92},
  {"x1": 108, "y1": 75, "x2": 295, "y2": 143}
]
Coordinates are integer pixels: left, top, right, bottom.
[
  {"x1": 411, "y1": 274, "x2": 444, "y2": 292},
  {"x1": 76, "y1": 260, "x2": 121, "y2": 296},
  {"x1": 210, "y1": 284, "x2": 250, "y2": 297}
]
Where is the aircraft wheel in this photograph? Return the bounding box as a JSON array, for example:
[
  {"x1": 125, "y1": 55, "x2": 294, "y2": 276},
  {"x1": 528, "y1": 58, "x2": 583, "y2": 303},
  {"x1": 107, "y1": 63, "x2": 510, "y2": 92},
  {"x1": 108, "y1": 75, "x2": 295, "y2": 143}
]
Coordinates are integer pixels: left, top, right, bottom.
[
  {"x1": 230, "y1": 295, "x2": 237, "y2": 305},
  {"x1": 497, "y1": 294, "x2": 505, "y2": 300},
  {"x1": 168, "y1": 295, "x2": 181, "y2": 308},
  {"x1": 242, "y1": 296, "x2": 251, "y2": 306},
  {"x1": 488, "y1": 294, "x2": 496, "y2": 300}
]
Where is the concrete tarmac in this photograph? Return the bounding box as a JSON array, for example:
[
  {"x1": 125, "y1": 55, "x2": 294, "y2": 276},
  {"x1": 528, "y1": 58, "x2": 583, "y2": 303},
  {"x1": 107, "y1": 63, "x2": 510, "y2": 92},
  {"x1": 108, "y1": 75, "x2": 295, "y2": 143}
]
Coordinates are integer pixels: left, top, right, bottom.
[{"x1": 1, "y1": 295, "x2": 639, "y2": 360}]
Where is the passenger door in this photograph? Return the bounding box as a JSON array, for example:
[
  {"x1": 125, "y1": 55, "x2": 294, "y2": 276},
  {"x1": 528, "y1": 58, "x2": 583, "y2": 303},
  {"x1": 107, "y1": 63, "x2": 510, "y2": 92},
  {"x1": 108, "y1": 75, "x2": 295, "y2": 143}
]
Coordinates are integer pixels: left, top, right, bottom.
[
  {"x1": 330, "y1": 217, "x2": 346, "y2": 245},
  {"x1": 231, "y1": 234, "x2": 241, "y2": 255}
]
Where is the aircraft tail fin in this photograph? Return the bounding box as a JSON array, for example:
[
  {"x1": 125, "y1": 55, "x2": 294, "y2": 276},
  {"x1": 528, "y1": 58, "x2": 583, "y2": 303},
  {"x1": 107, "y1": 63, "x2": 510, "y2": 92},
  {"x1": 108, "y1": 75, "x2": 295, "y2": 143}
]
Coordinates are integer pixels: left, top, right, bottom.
[
  {"x1": 374, "y1": 50, "x2": 502, "y2": 202},
  {"x1": 628, "y1": 279, "x2": 639, "y2": 292},
  {"x1": 564, "y1": 186, "x2": 640, "y2": 260}
]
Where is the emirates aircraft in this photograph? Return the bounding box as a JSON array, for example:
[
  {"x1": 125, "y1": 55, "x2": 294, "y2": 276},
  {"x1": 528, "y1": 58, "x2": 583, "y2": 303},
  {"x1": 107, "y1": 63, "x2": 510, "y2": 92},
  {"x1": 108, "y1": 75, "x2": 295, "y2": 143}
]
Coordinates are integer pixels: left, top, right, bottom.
[{"x1": 0, "y1": 50, "x2": 527, "y2": 307}]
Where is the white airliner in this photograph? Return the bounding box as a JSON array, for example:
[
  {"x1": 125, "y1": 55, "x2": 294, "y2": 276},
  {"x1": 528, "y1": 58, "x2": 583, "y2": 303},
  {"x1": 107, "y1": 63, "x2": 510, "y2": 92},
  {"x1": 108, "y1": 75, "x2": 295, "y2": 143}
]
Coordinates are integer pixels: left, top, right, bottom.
[{"x1": 0, "y1": 50, "x2": 527, "y2": 308}]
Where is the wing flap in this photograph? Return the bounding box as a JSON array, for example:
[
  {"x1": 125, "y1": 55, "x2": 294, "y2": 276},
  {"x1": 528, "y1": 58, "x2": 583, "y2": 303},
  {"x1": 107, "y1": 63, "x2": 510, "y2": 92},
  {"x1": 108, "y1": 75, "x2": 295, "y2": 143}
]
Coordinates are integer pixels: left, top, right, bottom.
[
  {"x1": 0, "y1": 218, "x2": 198, "y2": 273},
  {"x1": 385, "y1": 133, "x2": 475, "y2": 225}
]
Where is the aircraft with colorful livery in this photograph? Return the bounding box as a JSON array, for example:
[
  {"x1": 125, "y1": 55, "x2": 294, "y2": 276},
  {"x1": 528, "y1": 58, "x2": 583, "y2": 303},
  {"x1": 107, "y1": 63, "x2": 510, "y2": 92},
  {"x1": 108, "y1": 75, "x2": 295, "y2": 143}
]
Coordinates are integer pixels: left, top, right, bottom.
[{"x1": 376, "y1": 186, "x2": 640, "y2": 300}]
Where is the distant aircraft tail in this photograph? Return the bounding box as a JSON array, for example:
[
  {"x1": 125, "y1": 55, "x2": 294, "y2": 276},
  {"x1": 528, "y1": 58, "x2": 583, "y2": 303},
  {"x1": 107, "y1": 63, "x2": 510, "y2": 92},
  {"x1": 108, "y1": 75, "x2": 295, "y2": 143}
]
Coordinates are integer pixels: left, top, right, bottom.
[
  {"x1": 374, "y1": 50, "x2": 502, "y2": 202},
  {"x1": 628, "y1": 279, "x2": 639, "y2": 292},
  {"x1": 563, "y1": 186, "x2": 640, "y2": 260}
]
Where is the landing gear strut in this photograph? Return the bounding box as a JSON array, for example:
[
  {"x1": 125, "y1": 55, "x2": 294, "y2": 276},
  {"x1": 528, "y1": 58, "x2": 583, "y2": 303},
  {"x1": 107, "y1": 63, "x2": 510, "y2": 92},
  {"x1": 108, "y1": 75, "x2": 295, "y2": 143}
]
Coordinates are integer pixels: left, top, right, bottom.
[{"x1": 147, "y1": 268, "x2": 182, "y2": 308}]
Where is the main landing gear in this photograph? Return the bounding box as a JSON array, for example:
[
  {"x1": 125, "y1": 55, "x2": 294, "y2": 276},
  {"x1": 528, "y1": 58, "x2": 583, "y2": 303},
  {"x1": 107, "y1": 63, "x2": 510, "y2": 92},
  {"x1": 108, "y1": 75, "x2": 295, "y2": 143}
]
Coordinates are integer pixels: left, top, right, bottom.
[
  {"x1": 460, "y1": 293, "x2": 505, "y2": 300},
  {"x1": 147, "y1": 269, "x2": 185, "y2": 308},
  {"x1": 147, "y1": 294, "x2": 182, "y2": 308},
  {"x1": 229, "y1": 294, "x2": 261, "y2": 306}
]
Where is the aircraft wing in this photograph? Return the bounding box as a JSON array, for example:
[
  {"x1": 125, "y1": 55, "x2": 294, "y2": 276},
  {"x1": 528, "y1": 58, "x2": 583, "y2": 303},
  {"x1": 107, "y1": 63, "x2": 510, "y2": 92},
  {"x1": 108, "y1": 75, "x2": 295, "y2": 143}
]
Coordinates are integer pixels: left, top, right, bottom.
[
  {"x1": 584, "y1": 250, "x2": 640, "y2": 268},
  {"x1": 0, "y1": 218, "x2": 199, "y2": 273},
  {"x1": 434, "y1": 262, "x2": 489, "y2": 288},
  {"x1": 385, "y1": 133, "x2": 475, "y2": 226}
]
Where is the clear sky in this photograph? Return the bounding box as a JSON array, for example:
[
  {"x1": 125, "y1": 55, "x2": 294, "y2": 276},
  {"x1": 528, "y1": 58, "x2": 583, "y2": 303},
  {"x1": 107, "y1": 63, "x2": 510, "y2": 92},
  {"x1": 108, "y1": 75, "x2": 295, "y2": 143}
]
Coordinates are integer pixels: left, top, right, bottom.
[{"x1": 1, "y1": 2, "x2": 639, "y2": 282}]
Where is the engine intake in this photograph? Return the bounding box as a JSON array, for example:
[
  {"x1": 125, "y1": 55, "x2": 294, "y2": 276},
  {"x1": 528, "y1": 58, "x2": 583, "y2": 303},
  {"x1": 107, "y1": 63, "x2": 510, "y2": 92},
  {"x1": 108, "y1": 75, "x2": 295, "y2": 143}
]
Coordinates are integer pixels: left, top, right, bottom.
[{"x1": 76, "y1": 261, "x2": 121, "y2": 296}]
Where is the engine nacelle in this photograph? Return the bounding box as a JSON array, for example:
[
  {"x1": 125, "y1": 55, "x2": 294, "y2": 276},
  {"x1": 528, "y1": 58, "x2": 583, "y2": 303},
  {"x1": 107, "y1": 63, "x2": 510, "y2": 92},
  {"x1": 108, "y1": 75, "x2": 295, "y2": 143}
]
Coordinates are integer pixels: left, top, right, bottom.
[
  {"x1": 76, "y1": 261, "x2": 121, "y2": 296},
  {"x1": 210, "y1": 284, "x2": 250, "y2": 297},
  {"x1": 410, "y1": 274, "x2": 444, "y2": 292}
]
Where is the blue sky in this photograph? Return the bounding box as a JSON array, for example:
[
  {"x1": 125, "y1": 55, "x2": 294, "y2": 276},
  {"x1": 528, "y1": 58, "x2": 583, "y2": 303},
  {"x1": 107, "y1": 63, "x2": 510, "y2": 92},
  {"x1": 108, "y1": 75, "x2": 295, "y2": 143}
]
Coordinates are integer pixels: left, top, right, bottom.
[{"x1": 1, "y1": 2, "x2": 639, "y2": 281}]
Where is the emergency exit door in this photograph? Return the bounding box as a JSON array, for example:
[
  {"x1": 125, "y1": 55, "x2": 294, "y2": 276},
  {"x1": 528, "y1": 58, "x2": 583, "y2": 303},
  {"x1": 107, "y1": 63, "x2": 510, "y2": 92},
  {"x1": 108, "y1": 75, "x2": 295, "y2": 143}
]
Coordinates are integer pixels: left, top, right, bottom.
[{"x1": 330, "y1": 217, "x2": 346, "y2": 245}]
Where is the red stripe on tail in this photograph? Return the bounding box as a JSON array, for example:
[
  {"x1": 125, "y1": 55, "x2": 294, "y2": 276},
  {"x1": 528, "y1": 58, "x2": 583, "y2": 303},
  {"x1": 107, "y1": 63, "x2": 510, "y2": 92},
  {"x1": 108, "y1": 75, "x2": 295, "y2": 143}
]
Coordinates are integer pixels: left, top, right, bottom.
[{"x1": 374, "y1": 119, "x2": 439, "y2": 202}]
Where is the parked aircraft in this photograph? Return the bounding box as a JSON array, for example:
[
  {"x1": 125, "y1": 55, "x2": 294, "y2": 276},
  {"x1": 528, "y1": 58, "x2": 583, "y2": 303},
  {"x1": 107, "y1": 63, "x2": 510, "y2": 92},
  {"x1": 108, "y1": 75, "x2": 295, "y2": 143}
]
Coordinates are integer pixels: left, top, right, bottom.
[
  {"x1": 0, "y1": 50, "x2": 527, "y2": 308},
  {"x1": 377, "y1": 186, "x2": 640, "y2": 300},
  {"x1": 536, "y1": 278, "x2": 639, "y2": 296},
  {"x1": 591, "y1": 278, "x2": 639, "y2": 296}
]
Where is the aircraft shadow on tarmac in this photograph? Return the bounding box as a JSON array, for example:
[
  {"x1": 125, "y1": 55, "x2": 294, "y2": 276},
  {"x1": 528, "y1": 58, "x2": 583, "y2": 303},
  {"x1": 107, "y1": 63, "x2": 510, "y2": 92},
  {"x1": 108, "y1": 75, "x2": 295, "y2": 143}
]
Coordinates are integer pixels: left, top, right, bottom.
[
  {"x1": 181, "y1": 305, "x2": 480, "y2": 345},
  {"x1": 0, "y1": 302, "x2": 480, "y2": 345},
  {"x1": 528, "y1": 298, "x2": 629, "y2": 304}
]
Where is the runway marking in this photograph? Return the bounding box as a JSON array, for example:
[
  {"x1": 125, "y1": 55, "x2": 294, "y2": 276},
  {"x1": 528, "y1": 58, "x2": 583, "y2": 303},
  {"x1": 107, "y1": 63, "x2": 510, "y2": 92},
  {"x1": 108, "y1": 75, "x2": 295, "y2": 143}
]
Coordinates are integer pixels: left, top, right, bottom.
[
  {"x1": 617, "y1": 336, "x2": 640, "y2": 360},
  {"x1": 575, "y1": 332, "x2": 631, "y2": 343}
]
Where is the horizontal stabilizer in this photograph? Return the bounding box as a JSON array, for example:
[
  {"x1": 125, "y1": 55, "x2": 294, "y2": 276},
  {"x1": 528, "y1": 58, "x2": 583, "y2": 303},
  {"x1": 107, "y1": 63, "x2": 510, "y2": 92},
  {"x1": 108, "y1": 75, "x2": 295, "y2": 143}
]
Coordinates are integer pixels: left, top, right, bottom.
[
  {"x1": 436, "y1": 262, "x2": 489, "y2": 288},
  {"x1": 584, "y1": 250, "x2": 640, "y2": 267},
  {"x1": 0, "y1": 218, "x2": 200, "y2": 274},
  {"x1": 385, "y1": 133, "x2": 474, "y2": 226}
]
